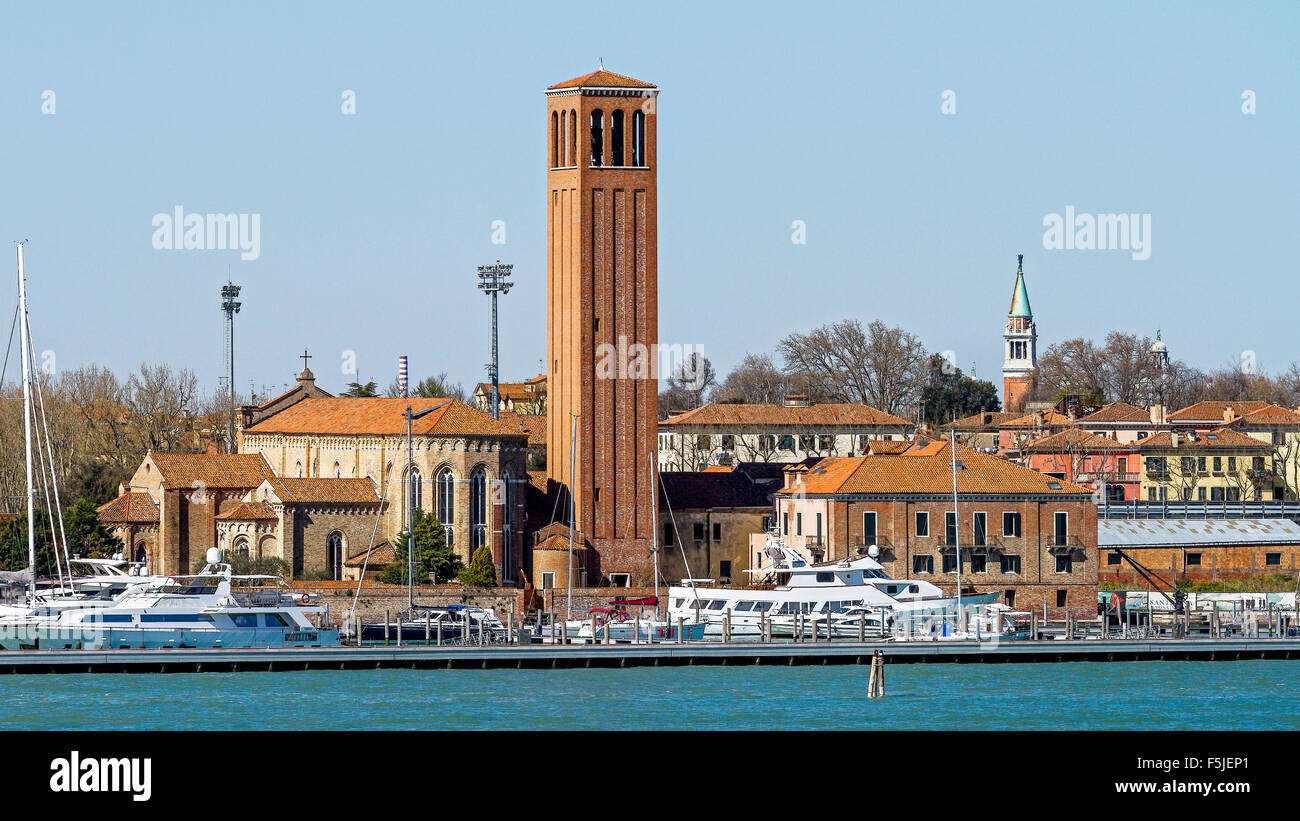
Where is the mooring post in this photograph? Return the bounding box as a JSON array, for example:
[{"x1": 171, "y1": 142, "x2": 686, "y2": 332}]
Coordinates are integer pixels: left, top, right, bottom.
[
  {"x1": 425, "y1": 612, "x2": 431, "y2": 646},
  {"x1": 384, "y1": 610, "x2": 391, "y2": 646},
  {"x1": 509, "y1": 601, "x2": 515, "y2": 645},
  {"x1": 877, "y1": 649, "x2": 885, "y2": 696},
  {"x1": 677, "y1": 615, "x2": 684, "y2": 644},
  {"x1": 1066, "y1": 614, "x2": 1074, "y2": 641},
  {"x1": 1030, "y1": 612, "x2": 1038, "y2": 641},
  {"x1": 437, "y1": 618, "x2": 443, "y2": 646},
  {"x1": 590, "y1": 614, "x2": 597, "y2": 646},
  {"x1": 634, "y1": 613, "x2": 641, "y2": 645},
  {"x1": 859, "y1": 611, "x2": 865, "y2": 642},
  {"x1": 561, "y1": 620, "x2": 568, "y2": 645},
  {"x1": 724, "y1": 609, "x2": 731, "y2": 643}
]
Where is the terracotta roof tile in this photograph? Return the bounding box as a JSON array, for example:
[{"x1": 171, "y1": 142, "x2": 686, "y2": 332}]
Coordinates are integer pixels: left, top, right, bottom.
[
  {"x1": 216, "y1": 501, "x2": 277, "y2": 521},
  {"x1": 1233, "y1": 405, "x2": 1300, "y2": 426},
  {"x1": 1075, "y1": 402, "x2": 1150, "y2": 424},
  {"x1": 1168, "y1": 401, "x2": 1271, "y2": 422},
  {"x1": 498, "y1": 412, "x2": 547, "y2": 447},
  {"x1": 548, "y1": 70, "x2": 656, "y2": 90},
  {"x1": 147, "y1": 452, "x2": 274, "y2": 489},
  {"x1": 244, "y1": 397, "x2": 528, "y2": 439},
  {"x1": 943, "y1": 411, "x2": 1021, "y2": 430},
  {"x1": 1024, "y1": 428, "x2": 1136, "y2": 454},
  {"x1": 660, "y1": 403, "x2": 911, "y2": 428},
  {"x1": 97, "y1": 492, "x2": 159, "y2": 524},
  {"x1": 1136, "y1": 427, "x2": 1271, "y2": 450},
  {"x1": 267, "y1": 477, "x2": 381, "y2": 504},
  {"x1": 343, "y1": 541, "x2": 393, "y2": 567},
  {"x1": 782, "y1": 441, "x2": 1091, "y2": 497}
]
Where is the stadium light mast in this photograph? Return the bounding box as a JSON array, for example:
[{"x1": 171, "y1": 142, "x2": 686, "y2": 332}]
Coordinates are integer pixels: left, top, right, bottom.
[
  {"x1": 220, "y1": 282, "x2": 242, "y2": 452},
  {"x1": 476, "y1": 261, "x2": 513, "y2": 420}
]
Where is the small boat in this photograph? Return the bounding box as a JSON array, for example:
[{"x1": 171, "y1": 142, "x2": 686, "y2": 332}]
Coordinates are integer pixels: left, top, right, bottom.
[
  {"x1": 358, "y1": 604, "x2": 506, "y2": 644},
  {"x1": 0, "y1": 549, "x2": 337, "y2": 650}
]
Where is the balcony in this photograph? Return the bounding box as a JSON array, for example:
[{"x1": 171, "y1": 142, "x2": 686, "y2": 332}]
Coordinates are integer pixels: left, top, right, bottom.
[
  {"x1": 1047, "y1": 535, "x2": 1086, "y2": 553},
  {"x1": 1075, "y1": 472, "x2": 1139, "y2": 484}
]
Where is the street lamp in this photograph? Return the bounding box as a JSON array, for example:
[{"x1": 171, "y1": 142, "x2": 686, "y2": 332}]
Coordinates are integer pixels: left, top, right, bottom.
[{"x1": 476, "y1": 261, "x2": 514, "y2": 420}]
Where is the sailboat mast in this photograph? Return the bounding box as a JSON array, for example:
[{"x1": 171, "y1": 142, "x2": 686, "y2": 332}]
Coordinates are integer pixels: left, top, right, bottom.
[
  {"x1": 950, "y1": 428, "x2": 964, "y2": 633},
  {"x1": 649, "y1": 450, "x2": 659, "y2": 604},
  {"x1": 566, "y1": 413, "x2": 576, "y2": 620},
  {"x1": 16, "y1": 243, "x2": 36, "y2": 601}
]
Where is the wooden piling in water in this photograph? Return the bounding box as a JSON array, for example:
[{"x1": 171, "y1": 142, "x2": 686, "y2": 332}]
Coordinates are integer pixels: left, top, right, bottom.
[{"x1": 384, "y1": 611, "x2": 391, "y2": 646}]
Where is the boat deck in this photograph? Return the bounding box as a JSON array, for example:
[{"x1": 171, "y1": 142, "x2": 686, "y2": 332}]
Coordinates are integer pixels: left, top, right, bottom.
[{"x1": 2, "y1": 637, "x2": 1300, "y2": 674}]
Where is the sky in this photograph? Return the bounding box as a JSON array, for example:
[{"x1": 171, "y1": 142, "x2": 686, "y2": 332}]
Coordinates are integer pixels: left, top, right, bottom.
[{"x1": 1, "y1": 1, "x2": 1296, "y2": 402}]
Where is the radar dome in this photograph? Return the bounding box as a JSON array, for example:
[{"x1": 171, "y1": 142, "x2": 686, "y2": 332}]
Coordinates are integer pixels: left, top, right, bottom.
[
  {"x1": 205, "y1": 547, "x2": 222, "y2": 565},
  {"x1": 867, "y1": 544, "x2": 880, "y2": 558}
]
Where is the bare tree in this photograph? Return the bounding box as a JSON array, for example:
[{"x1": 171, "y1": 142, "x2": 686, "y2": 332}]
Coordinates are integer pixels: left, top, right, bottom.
[
  {"x1": 712, "y1": 353, "x2": 789, "y2": 404},
  {"x1": 123, "y1": 363, "x2": 199, "y2": 453},
  {"x1": 778, "y1": 319, "x2": 928, "y2": 415}
]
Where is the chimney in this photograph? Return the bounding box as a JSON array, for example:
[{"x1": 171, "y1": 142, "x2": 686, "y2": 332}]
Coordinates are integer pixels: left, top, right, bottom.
[
  {"x1": 1223, "y1": 406, "x2": 1237, "y2": 423},
  {"x1": 783, "y1": 463, "x2": 809, "y2": 490},
  {"x1": 782, "y1": 394, "x2": 811, "y2": 408}
]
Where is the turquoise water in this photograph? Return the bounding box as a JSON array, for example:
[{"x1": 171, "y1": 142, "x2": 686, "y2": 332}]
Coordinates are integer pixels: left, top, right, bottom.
[{"x1": 1, "y1": 661, "x2": 1296, "y2": 730}]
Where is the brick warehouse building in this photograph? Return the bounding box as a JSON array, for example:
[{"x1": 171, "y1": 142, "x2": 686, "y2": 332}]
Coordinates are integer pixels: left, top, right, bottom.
[
  {"x1": 546, "y1": 68, "x2": 659, "y2": 585},
  {"x1": 774, "y1": 439, "x2": 1099, "y2": 617}
]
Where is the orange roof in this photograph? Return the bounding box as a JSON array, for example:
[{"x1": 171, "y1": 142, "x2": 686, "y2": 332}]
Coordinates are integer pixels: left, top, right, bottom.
[
  {"x1": 1168, "y1": 401, "x2": 1271, "y2": 422},
  {"x1": 782, "y1": 441, "x2": 1091, "y2": 497},
  {"x1": 216, "y1": 501, "x2": 277, "y2": 521},
  {"x1": 548, "y1": 70, "x2": 656, "y2": 90},
  {"x1": 244, "y1": 397, "x2": 527, "y2": 439},
  {"x1": 661, "y1": 403, "x2": 911, "y2": 428},
  {"x1": 498, "y1": 412, "x2": 547, "y2": 447},
  {"x1": 703, "y1": 464, "x2": 737, "y2": 472},
  {"x1": 476, "y1": 382, "x2": 532, "y2": 401},
  {"x1": 267, "y1": 477, "x2": 381, "y2": 504},
  {"x1": 1024, "y1": 428, "x2": 1136, "y2": 454},
  {"x1": 1075, "y1": 402, "x2": 1150, "y2": 424},
  {"x1": 865, "y1": 439, "x2": 912, "y2": 455},
  {"x1": 97, "y1": 492, "x2": 159, "y2": 523},
  {"x1": 1232, "y1": 405, "x2": 1300, "y2": 426},
  {"x1": 944, "y1": 411, "x2": 1021, "y2": 430},
  {"x1": 526, "y1": 470, "x2": 549, "y2": 493},
  {"x1": 1136, "y1": 427, "x2": 1271, "y2": 450},
  {"x1": 1000, "y1": 409, "x2": 1073, "y2": 428},
  {"x1": 343, "y1": 541, "x2": 393, "y2": 568},
  {"x1": 147, "y1": 452, "x2": 274, "y2": 489}
]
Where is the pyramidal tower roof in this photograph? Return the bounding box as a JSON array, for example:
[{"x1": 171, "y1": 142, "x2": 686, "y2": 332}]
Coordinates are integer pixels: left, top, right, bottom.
[
  {"x1": 1009, "y1": 254, "x2": 1032, "y2": 318},
  {"x1": 548, "y1": 65, "x2": 656, "y2": 91}
]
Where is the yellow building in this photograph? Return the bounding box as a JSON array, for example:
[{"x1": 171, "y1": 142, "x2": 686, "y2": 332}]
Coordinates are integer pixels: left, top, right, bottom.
[{"x1": 1135, "y1": 428, "x2": 1279, "y2": 501}]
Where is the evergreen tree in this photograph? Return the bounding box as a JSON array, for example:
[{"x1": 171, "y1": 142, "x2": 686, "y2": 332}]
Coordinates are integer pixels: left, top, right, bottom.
[
  {"x1": 458, "y1": 545, "x2": 497, "y2": 587},
  {"x1": 379, "y1": 509, "x2": 460, "y2": 584},
  {"x1": 61, "y1": 498, "x2": 124, "y2": 559}
]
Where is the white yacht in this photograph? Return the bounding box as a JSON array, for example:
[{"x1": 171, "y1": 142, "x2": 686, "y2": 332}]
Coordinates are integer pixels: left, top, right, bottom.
[
  {"x1": 667, "y1": 531, "x2": 1000, "y2": 640},
  {"x1": 0, "y1": 549, "x2": 338, "y2": 650}
]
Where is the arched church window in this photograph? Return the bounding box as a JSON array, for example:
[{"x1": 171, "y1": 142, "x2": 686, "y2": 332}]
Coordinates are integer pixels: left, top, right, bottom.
[
  {"x1": 406, "y1": 465, "x2": 422, "y2": 522},
  {"x1": 436, "y1": 467, "x2": 456, "y2": 549},
  {"x1": 632, "y1": 110, "x2": 645, "y2": 166},
  {"x1": 590, "y1": 109, "x2": 603, "y2": 167},
  {"x1": 470, "y1": 467, "x2": 487, "y2": 550},
  {"x1": 327, "y1": 531, "x2": 344, "y2": 580},
  {"x1": 568, "y1": 109, "x2": 577, "y2": 166},
  {"x1": 610, "y1": 110, "x2": 624, "y2": 166},
  {"x1": 550, "y1": 110, "x2": 558, "y2": 167}
]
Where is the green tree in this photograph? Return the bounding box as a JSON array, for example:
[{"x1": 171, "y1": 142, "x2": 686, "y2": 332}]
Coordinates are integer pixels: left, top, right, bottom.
[
  {"x1": 920, "y1": 355, "x2": 1001, "y2": 424},
  {"x1": 60, "y1": 498, "x2": 124, "y2": 559},
  {"x1": 342, "y1": 380, "x2": 379, "y2": 397},
  {"x1": 458, "y1": 544, "x2": 497, "y2": 587},
  {"x1": 379, "y1": 509, "x2": 460, "y2": 584}
]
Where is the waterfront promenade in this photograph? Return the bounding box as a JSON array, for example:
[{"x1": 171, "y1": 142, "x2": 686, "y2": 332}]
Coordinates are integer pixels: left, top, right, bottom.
[{"x1": 3, "y1": 637, "x2": 1300, "y2": 674}]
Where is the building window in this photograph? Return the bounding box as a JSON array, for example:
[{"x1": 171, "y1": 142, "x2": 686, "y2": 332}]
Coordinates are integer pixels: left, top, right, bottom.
[
  {"x1": 663, "y1": 523, "x2": 674, "y2": 546},
  {"x1": 695, "y1": 434, "x2": 711, "y2": 449},
  {"x1": 913, "y1": 555, "x2": 933, "y2": 574},
  {"x1": 540, "y1": 571, "x2": 555, "y2": 590},
  {"x1": 1265, "y1": 552, "x2": 1281, "y2": 566},
  {"x1": 406, "y1": 465, "x2": 422, "y2": 521},
  {"x1": 610, "y1": 109, "x2": 624, "y2": 165},
  {"x1": 436, "y1": 467, "x2": 455, "y2": 549},
  {"x1": 632, "y1": 110, "x2": 645, "y2": 165},
  {"x1": 550, "y1": 110, "x2": 558, "y2": 167},
  {"x1": 799, "y1": 435, "x2": 815, "y2": 451},
  {"x1": 1053, "y1": 511, "x2": 1068, "y2": 546},
  {"x1": 863, "y1": 511, "x2": 877, "y2": 544},
  {"x1": 712, "y1": 522, "x2": 722, "y2": 542},
  {"x1": 915, "y1": 511, "x2": 929, "y2": 537},
  {"x1": 1185, "y1": 552, "x2": 1202, "y2": 566},
  {"x1": 693, "y1": 522, "x2": 705, "y2": 541},
  {"x1": 818, "y1": 436, "x2": 834, "y2": 451},
  {"x1": 1000, "y1": 554, "x2": 1021, "y2": 574},
  {"x1": 814, "y1": 513, "x2": 822, "y2": 542},
  {"x1": 761, "y1": 515, "x2": 772, "y2": 531},
  {"x1": 1002, "y1": 511, "x2": 1021, "y2": 537},
  {"x1": 942, "y1": 553, "x2": 957, "y2": 573},
  {"x1": 782, "y1": 512, "x2": 789, "y2": 535},
  {"x1": 609, "y1": 572, "x2": 630, "y2": 588},
  {"x1": 720, "y1": 434, "x2": 735, "y2": 451},
  {"x1": 971, "y1": 553, "x2": 987, "y2": 573},
  {"x1": 758, "y1": 434, "x2": 775, "y2": 451},
  {"x1": 719, "y1": 560, "x2": 732, "y2": 579},
  {"x1": 469, "y1": 468, "x2": 487, "y2": 550},
  {"x1": 326, "y1": 531, "x2": 344, "y2": 580},
  {"x1": 778, "y1": 434, "x2": 795, "y2": 451},
  {"x1": 1107, "y1": 552, "x2": 1122, "y2": 566},
  {"x1": 1055, "y1": 554, "x2": 1073, "y2": 573},
  {"x1": 590, "y1": 109, "x2": 603, "y2": 166},
  {"x1": 973, "y1": 512, "x2": 987, "y2": 546},
  {"x1": 1004, "y1": 589, "x2": 1016, "y2": 608},
  {"x1": 1056, "y1": 590, "x2": 1067, "y2": 608},
  {"x1": 796, "y1": 512, "x2": 803, "y2": 536},
  {"x1": 945, "y1": 511, "x2": 957, "y2": 545}
]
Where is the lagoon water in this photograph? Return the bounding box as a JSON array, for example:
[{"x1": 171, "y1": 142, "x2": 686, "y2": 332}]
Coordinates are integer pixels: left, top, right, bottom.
[{"x1": 1, "y1": 661, "x2": 1296, "y2": 730}]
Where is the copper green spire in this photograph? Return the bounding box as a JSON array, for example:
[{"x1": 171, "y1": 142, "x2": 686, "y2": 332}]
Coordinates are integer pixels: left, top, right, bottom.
[{"x1": 1009, "y1": 254, "x2": 1032, "y2": 318}]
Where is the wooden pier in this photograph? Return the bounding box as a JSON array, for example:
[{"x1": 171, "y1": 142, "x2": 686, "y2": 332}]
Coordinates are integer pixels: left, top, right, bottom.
[{"x1": 2, "y1": 637, "x2": 1300, "y2": 674}]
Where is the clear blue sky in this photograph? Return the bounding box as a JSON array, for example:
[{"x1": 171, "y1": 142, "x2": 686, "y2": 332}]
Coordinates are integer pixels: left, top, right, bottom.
[{"x1": 2, "y1": 1, "x2": 1296, "y2": 400}]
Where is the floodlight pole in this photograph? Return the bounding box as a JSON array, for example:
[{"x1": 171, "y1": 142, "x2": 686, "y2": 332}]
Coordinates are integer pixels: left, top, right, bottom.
[{"x1": 477, "y1": 261, "x2": 514, "y2": 420}]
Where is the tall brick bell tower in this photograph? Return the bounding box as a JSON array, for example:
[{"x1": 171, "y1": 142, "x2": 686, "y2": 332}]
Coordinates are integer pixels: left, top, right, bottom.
[{"x1": 545, "y1": 67, "x2": 659, "y2": 585}]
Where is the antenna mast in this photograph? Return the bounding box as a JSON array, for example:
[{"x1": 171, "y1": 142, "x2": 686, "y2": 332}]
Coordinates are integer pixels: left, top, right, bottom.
[{"x1": 220, "y1": 283, "x2": 242, "y2": 452}]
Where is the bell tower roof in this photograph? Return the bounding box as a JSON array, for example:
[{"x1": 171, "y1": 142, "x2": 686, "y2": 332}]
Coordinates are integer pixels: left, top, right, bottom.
[
  {"x1": 548, "y1": 68, "x2": 657, "y2": 92},
  {"x1": 1009, "y1": 254, "x2": 1032, "y2": 318}
]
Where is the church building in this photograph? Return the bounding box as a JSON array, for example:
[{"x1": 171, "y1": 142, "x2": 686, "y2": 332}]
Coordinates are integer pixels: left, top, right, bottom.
[{"x1": 1002, "y1": 255, "x2": 1038, "y2": 412}]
